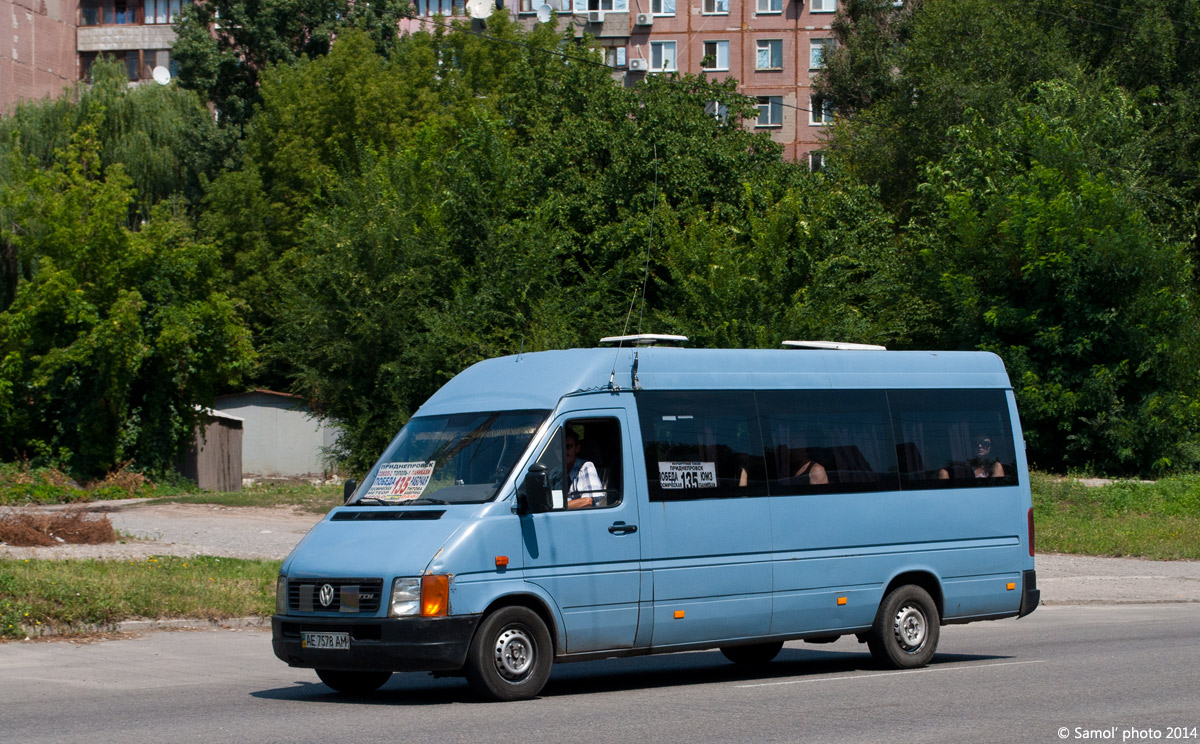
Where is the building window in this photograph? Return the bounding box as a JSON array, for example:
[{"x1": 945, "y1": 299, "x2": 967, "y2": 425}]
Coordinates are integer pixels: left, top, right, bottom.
[
  {"x1": 705, "y1": 100, "x2": 729, "y2": 123},
  {"x1": 702, "y1": 40, "x2": 730, "y2": 71},
  {"x1": 810, "y1": 96, "x2": 834, "y2": 124},
  {"x1": 414, "y1": 0, "x2": 467, "y2": 15},
  {"x1": 703, "y1": 0, "x2": 729, "y2": 13},
  {"x1": 81, "y1": 49, "x2": 172, "y2": 81},
  {"x1": 603, "y1": 46, "x2": 628, "y2": 67},
  {"x1": 650, "y1": 41, "x2": 677, "y2": 71},
  {"x1": 82, "y1": 0, "x2": 185, "y2": 24},
  {"x1": 810, "y1": 38, "x2": 832, "y2": 69},
  {"x1": 573, "y1": 0, "x2": 629, "y2": 11},
  {"x1": 757, "y1": 0, "x2": 782, "y2": 12},
  {"x1": 652, "y1": 0, "x2": 676, "y2": 14},
  {"x1": 811, "y1": 0, "x2": 836, "y2": 11},
  {"x1": 757, "y1": 95, "x2": 783, "y2": 127},
  {"x1": 141, "y1": 0, "x2": 184, "y2": 24},
  {"x1": 809, "y1": 150, "x2": 826, "y2": 171},
  {"x1": 756, "y1": 40, "x2": 783, "y2": 70}
]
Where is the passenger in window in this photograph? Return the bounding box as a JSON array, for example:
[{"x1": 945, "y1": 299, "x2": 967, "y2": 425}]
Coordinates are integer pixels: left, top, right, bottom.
[
  {"x1": 937, "y1": 433, "x2": 1005, "y2": 480},
  {"x1": 562, "y1": 429, "x2": 605, "y2": 508},
  {"x1": 792, "y1": 447, "x2": 829, "y2": 485}
]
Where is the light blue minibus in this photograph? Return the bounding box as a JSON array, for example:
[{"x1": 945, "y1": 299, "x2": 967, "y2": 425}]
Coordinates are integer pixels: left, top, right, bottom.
[{"x1": 271, "y1": 339, "x2": 1039, "y2": 700}]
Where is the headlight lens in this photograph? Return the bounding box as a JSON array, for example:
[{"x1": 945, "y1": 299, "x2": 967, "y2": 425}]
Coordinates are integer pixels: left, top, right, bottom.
[
  {"x1": 389, "y1": 577, "x2": 421, "y2": 617},
  {"x1": 276, "y1": 576, "x2": 287, "y2": 614}
]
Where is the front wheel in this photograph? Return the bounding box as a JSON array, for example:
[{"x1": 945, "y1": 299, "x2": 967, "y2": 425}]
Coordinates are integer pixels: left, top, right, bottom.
[
  {"x1": 464, "y1": 606, "x2": 553, "y2": 701},
  {"x1": 867, "y1": 584, "x2": 940, "y2": 669},
  {"x1": 315, "y1": 668, "x2": 393, "y2": 694}
]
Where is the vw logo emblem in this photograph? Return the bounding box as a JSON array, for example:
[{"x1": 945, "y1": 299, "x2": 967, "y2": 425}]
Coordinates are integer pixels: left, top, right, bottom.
[{"x1": 318, "y1": 583, "x2": 335, "y2": 607}]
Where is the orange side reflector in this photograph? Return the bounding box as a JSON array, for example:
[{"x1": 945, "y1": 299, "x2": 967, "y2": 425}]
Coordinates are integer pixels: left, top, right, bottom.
[
  {"x1": 495, "y1": 556, "x2": 509, "y2": 568},
  {"x1": 1007, "y1": 582, "x2": 1016, "y2": 591},
  {"x1": 674, "y1": 610, "x2": 685, "y2": 619},
  {"x1": 421, "y1": 575, "x2": 449, "y2": 617},
  {"x1": 837, "y1": 597, "x2": 848, "y2": 606}
]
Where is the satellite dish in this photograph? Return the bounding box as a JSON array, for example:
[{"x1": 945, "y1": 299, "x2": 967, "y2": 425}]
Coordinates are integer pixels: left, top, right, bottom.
[
  {"x1": 152, "y1": 66, "x2": 171, "y2": 85},
  {"x1": 536, "y1": 2, "x2": 552, "y2": 21},
  {"x1": 466, "y1": 0, "x2": 492, "y2": 18}
]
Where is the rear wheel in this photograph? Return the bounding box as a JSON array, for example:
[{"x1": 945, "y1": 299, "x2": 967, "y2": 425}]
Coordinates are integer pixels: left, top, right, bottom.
[
  {"x1": 464, "y1": 606, "x2": 553, "y2": 701},
  {"x1": 720, "y1": 641, "x2": 784, "y2": 665},
  {"x1": 867, "y1": 584, "x2": 940, "y2": 669},
  {"x1": 315, "y1": 668, "x2": 393, "y2": 694}
]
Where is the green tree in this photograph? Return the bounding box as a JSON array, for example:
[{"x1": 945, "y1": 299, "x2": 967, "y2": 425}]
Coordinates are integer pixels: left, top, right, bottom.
[
  {"x1": 172, "y1": 0, "x2": 412, "y2": 132},
  {"x1": 0, "y1": 121, "x2": 254, "y2": 477},
  {"x1": 904, "y1": 83, "x2": 1200, "y2": 473}
]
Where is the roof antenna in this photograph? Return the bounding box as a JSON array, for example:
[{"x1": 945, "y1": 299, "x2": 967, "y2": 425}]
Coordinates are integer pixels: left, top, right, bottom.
[
  {"x1": 608, "y1": 143, "x2": 658, "y2": 392},
  {"x1": 629, "y1": 144, "x2": 658, "y2": 393}
]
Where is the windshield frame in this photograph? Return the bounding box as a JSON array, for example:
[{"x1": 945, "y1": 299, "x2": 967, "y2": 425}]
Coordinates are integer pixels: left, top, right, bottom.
[{"x1": 352, "y1": 409, "x2": 552, "y2": 506}]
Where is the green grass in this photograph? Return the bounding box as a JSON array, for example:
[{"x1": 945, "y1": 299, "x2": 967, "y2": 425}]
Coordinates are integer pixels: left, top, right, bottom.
[
  {"x1": 0, "y1": 463, "x2": 195, "y2": 506},
  {"x1": 1031, "y1": 472, "x2": 1200, "y2": 560},
  {"x1": 0, "y1": 461, "x2": 344, "y2": 514},
  {"x1": 149, "y1": 480, "x2": 344, "y2": 514},
  {"x1": 0, "y1": 556, "x2": 279, "y2": 639}
]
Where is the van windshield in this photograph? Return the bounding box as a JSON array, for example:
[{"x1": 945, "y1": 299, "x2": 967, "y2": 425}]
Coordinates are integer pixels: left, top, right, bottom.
[{"x1": 354, "y1": 410, "x2": 549, "y2": 505}]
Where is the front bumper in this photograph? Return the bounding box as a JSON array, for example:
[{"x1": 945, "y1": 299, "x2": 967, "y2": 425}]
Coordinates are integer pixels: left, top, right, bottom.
[{"x1": 272, "y1": 614, "x2": 481, "y2": 672}]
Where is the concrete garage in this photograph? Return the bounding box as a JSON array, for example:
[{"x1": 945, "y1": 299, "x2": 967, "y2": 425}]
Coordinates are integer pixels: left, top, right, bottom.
[{"x1": 212, "y1": 390, "x2": 340, "y2": 480}]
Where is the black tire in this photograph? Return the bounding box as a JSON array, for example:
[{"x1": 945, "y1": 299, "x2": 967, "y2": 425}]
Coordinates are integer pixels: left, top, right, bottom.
[
  {"x1": 719, "y1": 641, "x2": 784, "y2": 665},
  {"x1": 315, "y1": 668, "x2": 393, "y2": 694},
  {"x1": 867, "y1": 584, "x2": 940, "y2": 669},
  {"x1": 464, "y1": 606, "x2": 553, "y2": 701}
]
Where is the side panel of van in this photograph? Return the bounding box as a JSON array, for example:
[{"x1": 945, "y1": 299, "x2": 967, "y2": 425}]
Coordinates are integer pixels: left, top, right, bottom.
[{"x1": 636, "y1": 391, "x2": 773, "y2": 648}]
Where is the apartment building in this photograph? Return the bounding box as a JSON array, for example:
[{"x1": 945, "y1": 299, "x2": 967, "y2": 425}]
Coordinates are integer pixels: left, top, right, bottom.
[
  {"x1": 1, "y1": 0, "x2": 184, "y2": 111},
  {"x1": 5, "y1": 0, "x2": 832, "y2": 163},
  {"x1": 406, "y1": 0, "x2": 835, "y2": 164}
]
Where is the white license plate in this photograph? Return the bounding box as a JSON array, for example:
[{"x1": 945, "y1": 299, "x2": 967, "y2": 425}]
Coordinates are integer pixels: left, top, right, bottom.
[{"x1": 302, "y1": 632, "x2": 350, "y2": 650}]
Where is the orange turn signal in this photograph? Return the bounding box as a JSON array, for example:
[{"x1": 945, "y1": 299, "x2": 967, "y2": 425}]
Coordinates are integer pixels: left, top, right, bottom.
[
  {"x1": 837, "y1": 596, "x2": 848, "y2": 606},
  {"x1": 674, "y1": 610, "x2": 685, "y2": 619},
  {"x1": 495, "y1": 555, "x2": 509, "y2": 568},
  {"x1": 1007, "y1": 582, "x2": 1016, "y2": 591},
  {"x1": 421, "y1": 575, "x2": 449, "y2": 617}
]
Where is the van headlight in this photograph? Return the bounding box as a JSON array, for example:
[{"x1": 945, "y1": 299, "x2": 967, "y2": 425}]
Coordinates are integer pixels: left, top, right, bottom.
[
  {"x1": 389, "y1": 577, "x2": 421, "y2": 617},
  {"x1": 276, "y1": 576, "x2": 288, "y2": 614}
]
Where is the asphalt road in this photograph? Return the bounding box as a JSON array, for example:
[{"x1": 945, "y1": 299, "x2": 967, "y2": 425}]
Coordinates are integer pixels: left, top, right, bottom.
[{"x1": 2, "y1": 604, "x2": 1197, "y2": 744}]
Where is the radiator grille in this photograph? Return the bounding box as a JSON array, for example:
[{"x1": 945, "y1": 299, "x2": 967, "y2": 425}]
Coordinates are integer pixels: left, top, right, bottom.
[{"x1": 288, "y1": 578, "x2": 383, "y2": 614}]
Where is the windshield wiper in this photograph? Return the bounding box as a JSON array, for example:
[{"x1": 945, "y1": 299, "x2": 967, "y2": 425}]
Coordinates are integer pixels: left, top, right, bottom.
[
  {"x1": 403, "y1": 498, "x2": 448, "y2": 505},
  {"x1": 350, "y1": 498, "x2": 390, "y2": 506}
]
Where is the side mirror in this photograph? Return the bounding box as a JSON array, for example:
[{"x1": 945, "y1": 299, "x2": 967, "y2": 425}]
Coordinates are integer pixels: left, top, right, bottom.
[
  {"x1": 517, "y1": 464, "x2": 551, "y2": 515},
  {"x1": 343, "y1": 478, "x2": 358, "y2": 504}
]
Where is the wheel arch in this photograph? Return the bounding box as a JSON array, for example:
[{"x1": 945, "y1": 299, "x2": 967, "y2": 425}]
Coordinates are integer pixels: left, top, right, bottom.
[
  {"x1": 477, "y1": 593, "x2": 561, "y2": 657},
  {"x1": 883, "y1": 570, "x2": 944, "y2": 621}
]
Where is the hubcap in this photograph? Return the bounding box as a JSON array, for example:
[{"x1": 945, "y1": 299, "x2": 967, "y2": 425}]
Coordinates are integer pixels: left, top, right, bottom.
[
  {"x1": 493, "y1": 626, "x2": 534, "y2": 680},
  {"x1": 892, "y1": 603, "x2": 927, "y2": 652}
]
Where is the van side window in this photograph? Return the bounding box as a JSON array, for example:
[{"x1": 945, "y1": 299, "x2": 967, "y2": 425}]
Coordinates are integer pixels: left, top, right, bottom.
[
  {"x1": 529, "y1": 418, "x2": 623, "y2": 509},
  {"x1": 888, "y1": 389, "x2": 1019, "y2": 488},
  {"x1": 639, "y1": 391, "x2": 767, "y2": 502},
  {"x1": 757, "y1": 390, "x2": 899, "y2": 495}
]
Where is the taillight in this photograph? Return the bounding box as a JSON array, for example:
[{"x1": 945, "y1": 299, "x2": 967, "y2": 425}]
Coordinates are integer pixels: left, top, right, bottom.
[{"x1": 1027, "y1": 507, "x2": 1036, "y2": 557}]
